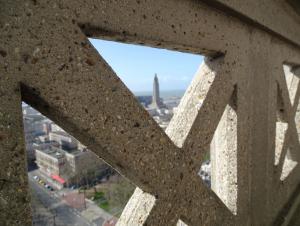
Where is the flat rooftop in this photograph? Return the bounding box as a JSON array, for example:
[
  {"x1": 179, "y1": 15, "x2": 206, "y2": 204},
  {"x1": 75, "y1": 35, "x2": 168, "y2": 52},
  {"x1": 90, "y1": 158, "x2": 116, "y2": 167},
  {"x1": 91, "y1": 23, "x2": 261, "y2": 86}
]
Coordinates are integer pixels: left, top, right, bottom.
[{"x1": 36, "y1": 146, "x2": 65, "y2": 159}]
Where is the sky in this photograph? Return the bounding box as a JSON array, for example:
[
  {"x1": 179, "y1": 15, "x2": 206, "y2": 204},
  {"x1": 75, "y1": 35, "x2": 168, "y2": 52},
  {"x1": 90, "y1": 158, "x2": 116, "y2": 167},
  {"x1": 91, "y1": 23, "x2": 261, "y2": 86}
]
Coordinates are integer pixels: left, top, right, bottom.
[{"x1": 89, "y1": 38, "x2": 203, "y2": 93}]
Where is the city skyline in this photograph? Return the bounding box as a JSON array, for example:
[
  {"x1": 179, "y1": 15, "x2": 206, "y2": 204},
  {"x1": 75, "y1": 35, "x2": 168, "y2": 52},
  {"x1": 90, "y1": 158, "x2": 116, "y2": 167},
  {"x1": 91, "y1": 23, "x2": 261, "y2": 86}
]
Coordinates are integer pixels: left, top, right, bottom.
[{"x1": 89, "y1": 38, "x2": 203, "y2": 92}]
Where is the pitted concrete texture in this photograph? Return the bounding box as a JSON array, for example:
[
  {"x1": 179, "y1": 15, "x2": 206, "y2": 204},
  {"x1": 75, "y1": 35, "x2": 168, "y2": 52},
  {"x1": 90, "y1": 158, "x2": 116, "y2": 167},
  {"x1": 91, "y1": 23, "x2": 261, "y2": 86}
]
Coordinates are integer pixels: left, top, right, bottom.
[
  {"x1": 1, "y1": 0, "x2": 300, "y2": 226},
  {"x1": 166, "y1": 58, "x2": 224, "y2": 148},
  {"x1": 204, "y1": 0, "x2": 300, "y2": 46},
  {"x1": 0, "y1": 80, "x2": 32, "y2": 225},
  {"x1": 211, "y1": 96, "x2": 238, "y2": 215},
  {"x1": 117, "y1": 188, "x2": 156, "y2": 226}
]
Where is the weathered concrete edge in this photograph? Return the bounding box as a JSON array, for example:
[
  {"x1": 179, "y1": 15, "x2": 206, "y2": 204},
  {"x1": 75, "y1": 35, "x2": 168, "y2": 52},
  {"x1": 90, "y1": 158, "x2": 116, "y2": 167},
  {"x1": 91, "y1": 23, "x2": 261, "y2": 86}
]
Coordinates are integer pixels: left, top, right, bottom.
[
  {"x1": 200, "y1": 0, "x2": 300, "y2": 49},
  {"x1": 273, "y1": 182, "x2": 300, "y2": 226}
]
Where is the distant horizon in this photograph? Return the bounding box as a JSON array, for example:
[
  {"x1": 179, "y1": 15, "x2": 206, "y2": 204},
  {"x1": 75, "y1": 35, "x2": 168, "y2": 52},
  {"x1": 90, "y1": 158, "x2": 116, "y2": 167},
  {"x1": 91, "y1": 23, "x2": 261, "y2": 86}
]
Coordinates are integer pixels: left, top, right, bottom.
[
  {"x1": 134, "y1": 88, "x2": 185, "y2": 92},
  {"x1": 134, "y1": 89, "x2": 185, "y2": 98}
]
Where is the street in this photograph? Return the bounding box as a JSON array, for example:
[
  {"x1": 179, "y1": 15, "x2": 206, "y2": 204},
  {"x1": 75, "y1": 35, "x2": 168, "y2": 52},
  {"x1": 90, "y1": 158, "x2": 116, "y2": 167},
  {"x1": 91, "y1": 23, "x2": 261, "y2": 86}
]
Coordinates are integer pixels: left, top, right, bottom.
[{"x1": 28, "y1": 174, "x2": 97, "y2": 226}]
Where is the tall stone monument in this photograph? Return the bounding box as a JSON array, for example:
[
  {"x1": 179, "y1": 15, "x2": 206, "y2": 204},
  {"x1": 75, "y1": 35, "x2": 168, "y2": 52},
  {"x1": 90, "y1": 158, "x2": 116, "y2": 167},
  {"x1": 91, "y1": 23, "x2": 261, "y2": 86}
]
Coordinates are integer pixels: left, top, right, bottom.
[{"x1": 149, "y1": 74, "x2": 165, "y2": 109}]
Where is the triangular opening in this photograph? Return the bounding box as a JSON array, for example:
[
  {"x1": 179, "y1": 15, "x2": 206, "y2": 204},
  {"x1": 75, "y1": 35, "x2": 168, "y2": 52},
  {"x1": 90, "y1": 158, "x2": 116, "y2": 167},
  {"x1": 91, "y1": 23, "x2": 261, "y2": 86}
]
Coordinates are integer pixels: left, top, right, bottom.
[
  {"x1": 22, "y1": 102, "x2": 135, "y2": 225},
  {"x1": 177, "y1": 219, "x2": 189, "y2": 226},
  {"x1": 283, "y1": 64, "x2": 300, "y2": 106},
  {"x1": 279, "y1": 64, "x2": 300, "y2": 181},
  {"x1": 89, "y1": 38, "x2": 203, "y2": 132},
  {"x1": 286, "y1": 65, "x2": 300, "y2": 138},
  {"x1": 280, "y1": 151, "x2": 298, "y2": 181},
  {"x1": 275, "y1": 79, "x2": 299, "y2": 181}
]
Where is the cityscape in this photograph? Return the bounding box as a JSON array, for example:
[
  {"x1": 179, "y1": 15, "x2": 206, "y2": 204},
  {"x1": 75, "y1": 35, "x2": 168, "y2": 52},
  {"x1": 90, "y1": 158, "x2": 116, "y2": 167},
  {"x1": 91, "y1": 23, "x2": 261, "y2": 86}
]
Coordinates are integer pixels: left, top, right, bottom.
[{"x1": 24, "y1": 74, "x2": 211, "y2": 226}]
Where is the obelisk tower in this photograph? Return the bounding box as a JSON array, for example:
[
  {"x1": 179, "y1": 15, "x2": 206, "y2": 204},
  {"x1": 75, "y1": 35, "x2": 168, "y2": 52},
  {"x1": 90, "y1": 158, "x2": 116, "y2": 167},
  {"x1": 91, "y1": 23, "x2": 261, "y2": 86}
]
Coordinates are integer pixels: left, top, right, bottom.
[
  {"x1": 153, "y1": 74, "x2": 160, "y2": 105},
  {"x1": 150, "y1": 74, "x2": 165, "y2": 109}
]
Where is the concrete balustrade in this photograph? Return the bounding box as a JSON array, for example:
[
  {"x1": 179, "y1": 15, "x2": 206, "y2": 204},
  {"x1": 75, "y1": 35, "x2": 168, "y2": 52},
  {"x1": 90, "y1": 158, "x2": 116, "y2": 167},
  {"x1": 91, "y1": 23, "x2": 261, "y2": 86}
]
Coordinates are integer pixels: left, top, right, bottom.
[{"x1": 1, "y1": 0, "x2": 300, "y2": 225}]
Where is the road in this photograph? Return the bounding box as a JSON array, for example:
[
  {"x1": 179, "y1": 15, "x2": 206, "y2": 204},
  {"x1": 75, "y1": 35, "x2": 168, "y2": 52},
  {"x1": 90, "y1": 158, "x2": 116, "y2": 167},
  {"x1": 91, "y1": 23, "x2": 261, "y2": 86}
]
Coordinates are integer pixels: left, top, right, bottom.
[{"x1": 28, "y1": 175, "x2": 94, "y2": 226}]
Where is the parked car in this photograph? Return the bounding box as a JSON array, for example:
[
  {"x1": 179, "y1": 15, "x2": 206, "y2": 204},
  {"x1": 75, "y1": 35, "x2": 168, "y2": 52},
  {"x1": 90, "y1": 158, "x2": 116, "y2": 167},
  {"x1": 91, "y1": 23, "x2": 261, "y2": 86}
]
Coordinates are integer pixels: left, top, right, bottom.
[
  {"x1": 33, "y1": 176, "x2": 39, "y2": 180},
  {"x1": 70, "y1": 185, "x2": 78, "y2": 190}
]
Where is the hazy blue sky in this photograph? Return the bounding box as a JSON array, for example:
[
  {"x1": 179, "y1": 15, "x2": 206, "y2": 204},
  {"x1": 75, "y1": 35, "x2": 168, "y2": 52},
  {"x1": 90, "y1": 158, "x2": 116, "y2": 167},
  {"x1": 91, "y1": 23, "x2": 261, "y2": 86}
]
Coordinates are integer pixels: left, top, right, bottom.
[{"x1": 89, "y1": 38, "x2": 203, "y2": 92}]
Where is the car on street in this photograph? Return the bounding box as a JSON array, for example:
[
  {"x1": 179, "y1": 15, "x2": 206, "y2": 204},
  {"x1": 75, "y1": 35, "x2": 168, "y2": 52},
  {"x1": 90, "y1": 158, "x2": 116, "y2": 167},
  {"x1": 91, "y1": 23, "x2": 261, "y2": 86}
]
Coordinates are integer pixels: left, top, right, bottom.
[{"x1": 70, "y1": 185, "x2": 78, "y2": 190}]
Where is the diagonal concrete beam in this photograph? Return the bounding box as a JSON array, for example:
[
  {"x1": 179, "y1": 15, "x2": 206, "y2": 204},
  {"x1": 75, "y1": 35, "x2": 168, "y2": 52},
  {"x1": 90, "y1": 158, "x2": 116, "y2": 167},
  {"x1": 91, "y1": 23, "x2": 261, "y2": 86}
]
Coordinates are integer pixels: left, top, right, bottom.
[
  {"x1": 182, "y1": 55, "x2": 236, "y2": 163},
  {"x1": 16, "y1": 3, "x2": 233, "y2": 224},
  {"x1": 118, "y1": 56, "x2": 236, "y2": 226},
  {"x1": 14, "y1": 2, "x2": 181, "y2": 195},
  {"x1": 67, "y1": 0, "x2": 248, "y2": 56},
  {"x1": 1, "y1": 1, "x2": 238, "y2": 225}
]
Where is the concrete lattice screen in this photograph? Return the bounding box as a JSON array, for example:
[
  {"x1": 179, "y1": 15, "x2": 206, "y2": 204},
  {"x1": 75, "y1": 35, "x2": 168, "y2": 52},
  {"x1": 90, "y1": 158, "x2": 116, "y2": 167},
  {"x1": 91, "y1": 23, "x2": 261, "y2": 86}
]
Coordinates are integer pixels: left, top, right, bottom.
[
  {"x1": 1, "y1": 1, "x2": 300, "y2": 226},
  {"x1": 276, "y1": 65, "x2": 300, "y2": 181}
]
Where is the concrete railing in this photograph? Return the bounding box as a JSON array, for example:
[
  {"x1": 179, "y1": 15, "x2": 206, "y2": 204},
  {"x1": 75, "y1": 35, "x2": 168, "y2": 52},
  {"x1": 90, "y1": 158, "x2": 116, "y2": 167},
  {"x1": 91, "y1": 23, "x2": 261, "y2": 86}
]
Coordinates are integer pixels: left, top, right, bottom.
[{"x1": 1, "y1": 0, "x2": 300, "y2": 225}]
